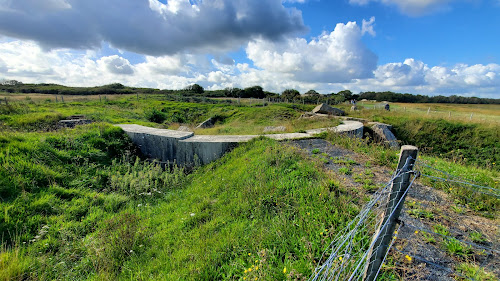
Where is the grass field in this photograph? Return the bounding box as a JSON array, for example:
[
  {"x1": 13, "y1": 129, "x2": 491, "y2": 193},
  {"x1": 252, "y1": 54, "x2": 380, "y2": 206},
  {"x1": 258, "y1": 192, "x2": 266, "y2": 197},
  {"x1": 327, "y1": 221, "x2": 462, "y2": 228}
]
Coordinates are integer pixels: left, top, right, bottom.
[{"x1": 0, "y1": 93, "x2": 499, "y2": 280}]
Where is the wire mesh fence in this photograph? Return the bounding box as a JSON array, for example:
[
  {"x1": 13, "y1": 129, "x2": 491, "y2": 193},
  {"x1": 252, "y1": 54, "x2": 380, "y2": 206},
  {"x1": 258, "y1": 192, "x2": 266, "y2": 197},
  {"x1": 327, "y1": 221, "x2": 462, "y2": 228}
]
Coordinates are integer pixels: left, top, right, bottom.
[
  {"x1": 309, "y1": 153, "x2": 418, "y2": 281},
  {"x1": 310, "y1": 148, "x2": 499, "y2": 281}
]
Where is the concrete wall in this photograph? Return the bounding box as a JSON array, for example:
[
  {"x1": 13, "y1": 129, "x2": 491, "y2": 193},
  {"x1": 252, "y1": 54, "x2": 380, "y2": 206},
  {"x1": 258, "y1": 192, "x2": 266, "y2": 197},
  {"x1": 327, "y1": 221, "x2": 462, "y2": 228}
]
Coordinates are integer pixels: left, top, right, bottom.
[
  {"x1": 116, "y1": 124, "x2": 193, "y2": 164},
  {"x1": 117, "y1": 121, "x2": 363, "y2": 167}
]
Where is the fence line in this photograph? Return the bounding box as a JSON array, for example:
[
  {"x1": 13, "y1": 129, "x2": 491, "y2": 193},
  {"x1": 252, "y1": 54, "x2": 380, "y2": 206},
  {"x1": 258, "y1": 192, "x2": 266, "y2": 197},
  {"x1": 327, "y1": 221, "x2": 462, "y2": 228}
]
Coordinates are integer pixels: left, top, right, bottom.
[
  {"x1": 309, "y1": 148, "x2": 499, "y2": 280},
  {"x1": 415, "y1": 160, "x2": 499, "y2": 192},
  {"x1": 309, "y1": 151, "x2": 418, "y2": 281}
]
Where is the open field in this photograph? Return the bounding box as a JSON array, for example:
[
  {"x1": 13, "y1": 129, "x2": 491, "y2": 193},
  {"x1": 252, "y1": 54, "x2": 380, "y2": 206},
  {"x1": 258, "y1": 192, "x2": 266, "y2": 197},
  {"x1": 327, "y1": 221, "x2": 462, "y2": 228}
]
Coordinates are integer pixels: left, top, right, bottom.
[
  {"x1": 1, "y1": 94, "x2": 499, "y2": 280},
  {"x1": 357, "y1": 101, "x2": 500, "y2": 125}
]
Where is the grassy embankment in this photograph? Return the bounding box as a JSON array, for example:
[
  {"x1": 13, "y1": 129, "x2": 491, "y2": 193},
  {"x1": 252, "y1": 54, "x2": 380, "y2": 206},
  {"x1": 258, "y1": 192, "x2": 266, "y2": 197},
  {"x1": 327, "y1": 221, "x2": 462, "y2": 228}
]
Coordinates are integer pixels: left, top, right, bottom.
[
  {"x1": 336, "y1": 102, "x2": 500, "y2": 171},
  {"x1": 0, "y1": 124, "x2": 364, "y2": 280},
  {"x1": 0, "y1": 96, "x2": 351, "y2": 280},
  {"x1": 0, "y1": 94, "x2": 340, "y2": 135},
  {"x1": 1, "y1": 94, "x2": 498, "y2": 280}
]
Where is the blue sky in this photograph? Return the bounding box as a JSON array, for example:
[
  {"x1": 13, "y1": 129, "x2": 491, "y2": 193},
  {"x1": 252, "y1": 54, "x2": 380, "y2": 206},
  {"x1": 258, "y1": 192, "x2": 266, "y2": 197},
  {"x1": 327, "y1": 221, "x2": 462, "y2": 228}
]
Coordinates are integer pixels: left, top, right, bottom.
[{"x1": 0, "y1": 0, "x2": 499, "y2": 98}]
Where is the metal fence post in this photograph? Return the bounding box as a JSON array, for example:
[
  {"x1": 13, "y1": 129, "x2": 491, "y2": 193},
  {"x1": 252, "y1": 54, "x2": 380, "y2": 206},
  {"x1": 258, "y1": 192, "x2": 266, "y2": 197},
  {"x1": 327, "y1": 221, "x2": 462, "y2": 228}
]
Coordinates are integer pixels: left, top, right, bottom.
[{"x1": 363, "y1": 145, "x2": 418, "y2": 281}]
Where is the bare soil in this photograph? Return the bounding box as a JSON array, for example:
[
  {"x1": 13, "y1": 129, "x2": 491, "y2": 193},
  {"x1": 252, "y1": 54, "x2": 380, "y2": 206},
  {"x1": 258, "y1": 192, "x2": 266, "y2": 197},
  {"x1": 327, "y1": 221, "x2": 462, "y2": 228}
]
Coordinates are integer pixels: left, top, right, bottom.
[{"x1": 289, "y1": 138, "x2": 499, "y2": 280}]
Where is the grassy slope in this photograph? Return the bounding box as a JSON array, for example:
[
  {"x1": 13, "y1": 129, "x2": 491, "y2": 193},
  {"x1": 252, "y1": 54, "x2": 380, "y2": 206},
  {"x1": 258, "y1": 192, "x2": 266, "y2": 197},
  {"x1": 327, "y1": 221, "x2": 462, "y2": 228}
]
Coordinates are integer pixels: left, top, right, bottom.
[
  {"x1": 338, "y1": 103, "x2": 500, "y2": 171},
  {"x1": 0, "y1": 96, "x2": 338, "y2": 135},
  {"x1": 0, "y1": 126, "x2": 362, "y2": 280},
  {"x1": 1, "y1": 96, "x2": 498, "y2": 280}
]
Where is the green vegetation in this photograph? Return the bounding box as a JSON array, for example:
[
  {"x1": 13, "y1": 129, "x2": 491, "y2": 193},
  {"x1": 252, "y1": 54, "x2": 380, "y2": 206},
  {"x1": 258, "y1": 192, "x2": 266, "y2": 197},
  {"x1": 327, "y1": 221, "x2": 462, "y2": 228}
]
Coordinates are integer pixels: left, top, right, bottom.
[
  {"x1": 456, "y1": 263, "x2": 498, "y2": 281},
  {"x1": 1, "y1": 93, "x2": 498, "y2": 280},
  {"x1": 469, "y1": 231, "x2": 487, "y2": 244},
  {"x1": 359, "y1": 91, "x2": 500, "y2": 104},
  {"x1": 0, "y1": 121, "x2": 362, "y2": 279},
  {"x1": 347, "y1": 104, "x2": 500, "y2": 170},
  {"x1": 432, "y1": 224, "x2": 450, "y2": 236},
  {"x1": 443, "y1": 238, "x2": 473, "y2": 257}
]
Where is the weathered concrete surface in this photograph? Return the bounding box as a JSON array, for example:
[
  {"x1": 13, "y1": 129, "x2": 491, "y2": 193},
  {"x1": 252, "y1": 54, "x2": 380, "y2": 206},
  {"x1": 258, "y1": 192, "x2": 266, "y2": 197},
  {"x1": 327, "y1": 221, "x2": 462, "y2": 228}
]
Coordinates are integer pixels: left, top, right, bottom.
[
  {"x1": 58, "y1": 119, "x2": 92, "y2": 128},
  {"x1": 178, "y1": 135, "x2": 257, "y2": 166},
  {"x1": 117, "y1": 120, "x2": 363, "y2": 167},
  {"x1": 116, "y1": 124, "x2": 193, "y2": 163},
  {"x1": 196, "y1": 117, "x2": 214, "y2": 129},
  {"x1": 368, "y1": 122, "x2": 400, "y2": 149},
  {"x1": 312, "y1": 103, "x2": 345, "y2": 116},
  {"x1": 306, "y1": 120, "x2": 364, "y2": 138},
  {"x1": 263, "y1": 126, "x2": 286, "y2": 133}
]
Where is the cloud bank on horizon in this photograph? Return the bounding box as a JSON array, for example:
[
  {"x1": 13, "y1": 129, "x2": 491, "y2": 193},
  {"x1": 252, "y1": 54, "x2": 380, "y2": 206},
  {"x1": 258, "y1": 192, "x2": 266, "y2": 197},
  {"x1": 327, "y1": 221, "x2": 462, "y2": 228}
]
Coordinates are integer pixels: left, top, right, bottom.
[{"x1": 0, "y1": 0, "x2": 499, "y2": 98}]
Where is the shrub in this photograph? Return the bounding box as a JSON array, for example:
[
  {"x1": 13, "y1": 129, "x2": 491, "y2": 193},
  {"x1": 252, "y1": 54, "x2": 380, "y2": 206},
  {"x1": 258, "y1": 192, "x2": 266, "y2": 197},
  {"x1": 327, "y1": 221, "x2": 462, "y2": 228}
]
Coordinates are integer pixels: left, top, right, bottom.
[{"x1": 144, "y1": 108, "x2": 166, "y2": 123}]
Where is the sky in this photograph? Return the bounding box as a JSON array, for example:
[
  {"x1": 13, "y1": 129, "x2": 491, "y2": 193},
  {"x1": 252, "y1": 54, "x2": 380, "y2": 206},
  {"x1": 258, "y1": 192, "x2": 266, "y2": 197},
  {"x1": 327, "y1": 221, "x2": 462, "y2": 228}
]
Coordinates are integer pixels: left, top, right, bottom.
[{"x1": 0, "y1": 0, "x2": 499, "y2": 98}]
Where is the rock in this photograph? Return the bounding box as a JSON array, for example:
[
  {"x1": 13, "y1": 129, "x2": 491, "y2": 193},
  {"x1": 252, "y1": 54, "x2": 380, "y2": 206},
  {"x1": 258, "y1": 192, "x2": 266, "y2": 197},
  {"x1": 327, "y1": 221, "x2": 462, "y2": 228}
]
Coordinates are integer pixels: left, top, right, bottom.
[
  {"x1": 312, "y1": 103, "x2": 345, "y2": 116},
  {"x1": 57, "y1": 119, "x2": 92, "y2": 128},
  {"x1": 369, "y1": 122, "x2": 399, "y2": 149},
  {"x1": 263, "y1": 126, "x2": 286, "y2": 133},
  {"x1": 177, "y1": 126, "x2": 192, "y2": 132},
  {"x1": 196, "y1": 117, "x2": 214, "y2": 129},
  {"x1": 299, "y1": 112, "x2": 316, "y2": 119}
]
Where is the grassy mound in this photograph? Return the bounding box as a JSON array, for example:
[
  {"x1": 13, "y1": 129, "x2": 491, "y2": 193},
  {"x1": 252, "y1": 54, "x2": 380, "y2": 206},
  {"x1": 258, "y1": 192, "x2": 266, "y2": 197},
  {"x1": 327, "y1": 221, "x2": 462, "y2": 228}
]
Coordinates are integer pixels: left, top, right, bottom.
[{"x1": 0, "y1": 127, "x2": 361, "y2": 280}]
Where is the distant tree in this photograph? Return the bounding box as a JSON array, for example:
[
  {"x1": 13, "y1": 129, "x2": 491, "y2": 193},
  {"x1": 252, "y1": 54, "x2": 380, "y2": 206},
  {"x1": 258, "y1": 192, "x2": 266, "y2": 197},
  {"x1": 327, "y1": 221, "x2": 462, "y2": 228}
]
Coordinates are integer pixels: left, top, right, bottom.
[
  {"x1": 185, "y1": 84, "x2": 204, "y2": 94},
  {"x1": 304, "y1": 89, "x2": 320, "y2": 97},
  {"x1": 104, "y1": 83, "x2": 125, "y2": 89},
  {"x1": 224, "y1": 87, "x2": 242, "y2": 98},
  {"x1": 1, "y1": 80, "x2": 23, "y2": 86},
  {"x1": 242, "y1": 86, "x2": 265, "y2": 98},
  {"x1": 281, "y1": 89, "x2": 300, "y2": 100},
  {"x1": 337, "y1": 90, "x2": 353, "y2": 100}
]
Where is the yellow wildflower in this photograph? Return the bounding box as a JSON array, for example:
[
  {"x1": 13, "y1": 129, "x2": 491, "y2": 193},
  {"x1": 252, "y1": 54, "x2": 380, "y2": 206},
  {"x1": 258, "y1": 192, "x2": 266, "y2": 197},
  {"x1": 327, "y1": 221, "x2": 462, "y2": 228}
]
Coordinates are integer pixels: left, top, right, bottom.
[
  {"x1": 415, "y1": 230, "x2": 419, "y2": 234},
  {"x1": 243, "y1": 278, "x2": 246, "y2": 280},
  {"x1": 248, "y1": 253, "x2": 251, "y2": 256},
  {"x1": 338, "y1": 256, "x2": 343, "y2": 261},
  {"x1": 405, "y1": 255, "x2": 412, "y2": 262},
  {"x1": 283, "y1": 267, "x2": 287, "y2": 274},
  {"x1": 244, "y1": 269, "x2": 248, "y2": 273},
  {"x1": 248, "y1": 268, "x2": 252, "y2": 272},
  {"x1": 255, "y1": 266, "x2": 259, "y2": 270}
]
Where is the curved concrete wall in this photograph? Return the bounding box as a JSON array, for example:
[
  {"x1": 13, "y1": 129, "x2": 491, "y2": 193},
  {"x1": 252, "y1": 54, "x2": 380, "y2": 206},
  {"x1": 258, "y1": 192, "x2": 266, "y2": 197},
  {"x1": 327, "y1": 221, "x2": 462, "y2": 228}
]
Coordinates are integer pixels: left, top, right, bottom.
[{"x1": 117, "y1": 121, "x2": 363, "y2": 166}]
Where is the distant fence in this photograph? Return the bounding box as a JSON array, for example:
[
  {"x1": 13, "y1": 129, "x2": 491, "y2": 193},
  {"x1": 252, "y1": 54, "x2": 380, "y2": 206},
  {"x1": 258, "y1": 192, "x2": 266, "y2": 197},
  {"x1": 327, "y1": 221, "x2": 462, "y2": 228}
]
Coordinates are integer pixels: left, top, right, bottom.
[{"x1": 310, "y1": 146, "x2": 499, "y2": 280}]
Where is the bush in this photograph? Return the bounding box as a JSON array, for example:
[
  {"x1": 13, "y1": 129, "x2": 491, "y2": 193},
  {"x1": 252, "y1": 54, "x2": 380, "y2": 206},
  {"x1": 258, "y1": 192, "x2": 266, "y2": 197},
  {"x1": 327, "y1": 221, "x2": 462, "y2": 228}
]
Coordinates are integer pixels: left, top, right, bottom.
[{"x1": 144, "y1": 108, "x2": 166, "y2": 123}]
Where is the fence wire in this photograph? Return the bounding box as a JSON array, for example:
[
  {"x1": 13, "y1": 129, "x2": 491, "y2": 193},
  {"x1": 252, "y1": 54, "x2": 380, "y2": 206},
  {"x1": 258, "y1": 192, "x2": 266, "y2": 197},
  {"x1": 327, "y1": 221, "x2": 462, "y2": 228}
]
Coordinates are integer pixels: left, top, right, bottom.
[
  {"x1": 309, "y1": 157, "x2": 417, "y2": 281},
  {"x1": 414, "y1": 159, "x2": 500, "y2": 198}
]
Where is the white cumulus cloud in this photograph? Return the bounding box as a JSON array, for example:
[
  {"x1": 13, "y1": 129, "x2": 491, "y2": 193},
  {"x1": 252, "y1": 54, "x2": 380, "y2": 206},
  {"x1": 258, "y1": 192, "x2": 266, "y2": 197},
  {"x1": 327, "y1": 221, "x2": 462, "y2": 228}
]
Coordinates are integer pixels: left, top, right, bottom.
[
  {"x1": 246, "y1": 20, "x2": 378, "y2": 83},
  {"x1": 99, "y1": 55, "x2": 134, "y2": 75}
]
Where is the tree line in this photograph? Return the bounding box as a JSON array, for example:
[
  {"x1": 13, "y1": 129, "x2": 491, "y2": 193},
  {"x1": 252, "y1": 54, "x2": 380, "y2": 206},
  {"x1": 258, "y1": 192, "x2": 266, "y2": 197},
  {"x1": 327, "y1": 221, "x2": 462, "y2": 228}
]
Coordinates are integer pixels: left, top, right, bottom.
[
  {"x1": 358, "y1": 91, "x2": 500, "y2": 104},
  {"x1": 1, "y1": 80, "x2": 498, "y2": 105}
]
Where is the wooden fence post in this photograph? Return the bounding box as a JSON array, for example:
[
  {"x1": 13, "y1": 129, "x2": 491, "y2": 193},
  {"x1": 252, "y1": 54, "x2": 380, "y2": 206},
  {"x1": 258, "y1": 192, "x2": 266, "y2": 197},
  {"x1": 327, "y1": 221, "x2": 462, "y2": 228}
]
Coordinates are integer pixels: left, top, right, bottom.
[{"x1": 363, "y1": 145, "x2": 418, "y2": 281}]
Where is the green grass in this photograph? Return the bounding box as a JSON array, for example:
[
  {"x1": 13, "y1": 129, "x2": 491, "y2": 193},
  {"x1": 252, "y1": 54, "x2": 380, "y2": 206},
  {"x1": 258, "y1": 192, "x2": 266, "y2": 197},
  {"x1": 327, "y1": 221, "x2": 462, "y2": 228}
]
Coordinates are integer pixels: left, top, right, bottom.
[
  {"x1": 443, "y1": 238, "x2": 473, "y2": 257},
  {"x1": 1, "y1": 94, "x2": 499, "y2": 280},
  {"x1": 456, "y1": 262, "x2": 498, "y2": 281},
  {"x1": 0, "y1": 126, "x2": 364, "y2": 279},
  {"x1": 325, "y1": 130, "x2": 499, "y2": 216},
  {"x1": 345, "y1": 103, "x2": 500, "y2": 170},
  {"x1": 469, "y1": 231, "x2": 487, "y2": 244}
]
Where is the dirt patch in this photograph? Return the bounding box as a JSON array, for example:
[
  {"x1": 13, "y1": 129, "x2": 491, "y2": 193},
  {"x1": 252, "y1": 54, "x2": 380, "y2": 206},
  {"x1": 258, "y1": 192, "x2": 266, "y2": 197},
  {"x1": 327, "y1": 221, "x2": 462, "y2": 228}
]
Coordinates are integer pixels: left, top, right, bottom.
[{"x1": 288, "y1": 138, "x2": 499, "y2": 280}]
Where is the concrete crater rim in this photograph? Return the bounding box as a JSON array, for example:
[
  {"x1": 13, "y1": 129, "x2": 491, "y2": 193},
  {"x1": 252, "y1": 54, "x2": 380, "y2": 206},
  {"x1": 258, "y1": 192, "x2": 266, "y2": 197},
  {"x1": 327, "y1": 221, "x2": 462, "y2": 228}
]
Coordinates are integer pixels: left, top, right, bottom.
[{"x1": 117, "y1": 120, "x2": 363, "y2": 141}]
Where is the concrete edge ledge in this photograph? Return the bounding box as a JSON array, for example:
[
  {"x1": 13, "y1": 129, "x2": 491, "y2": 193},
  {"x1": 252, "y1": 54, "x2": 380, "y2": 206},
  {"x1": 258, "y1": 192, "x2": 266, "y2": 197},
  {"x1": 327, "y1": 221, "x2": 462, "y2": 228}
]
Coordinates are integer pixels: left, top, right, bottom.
[{"x1": 116, "y1": 120, "x2": 364, "y2": 166}]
